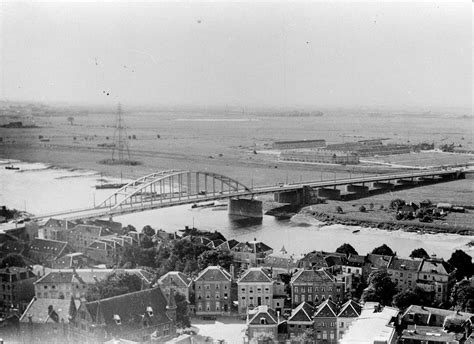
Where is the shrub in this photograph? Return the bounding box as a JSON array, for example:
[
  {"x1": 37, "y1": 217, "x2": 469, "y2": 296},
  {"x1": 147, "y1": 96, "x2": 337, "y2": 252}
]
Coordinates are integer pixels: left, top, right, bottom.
[{"x1": 359, "y1": 205, "x2": 367, "y2": 212}]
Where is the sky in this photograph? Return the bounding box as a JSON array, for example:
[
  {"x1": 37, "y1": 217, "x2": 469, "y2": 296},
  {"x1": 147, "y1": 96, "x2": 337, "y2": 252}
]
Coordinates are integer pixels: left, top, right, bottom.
[{"x1": 0, "y1": 1, "x2": 472, "y2": 109}]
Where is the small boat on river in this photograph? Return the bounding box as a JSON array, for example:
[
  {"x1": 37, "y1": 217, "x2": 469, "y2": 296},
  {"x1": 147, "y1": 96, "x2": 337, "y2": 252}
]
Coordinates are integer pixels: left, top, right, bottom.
[{"x1": 5, "y1": 165, "x2": 20, "y2": 170}]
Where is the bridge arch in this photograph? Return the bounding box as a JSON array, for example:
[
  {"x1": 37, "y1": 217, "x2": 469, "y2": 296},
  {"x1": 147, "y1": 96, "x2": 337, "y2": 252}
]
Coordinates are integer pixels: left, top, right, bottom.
[{"x1": 96, "y1": 170, "x2": 252, "y2": 210}]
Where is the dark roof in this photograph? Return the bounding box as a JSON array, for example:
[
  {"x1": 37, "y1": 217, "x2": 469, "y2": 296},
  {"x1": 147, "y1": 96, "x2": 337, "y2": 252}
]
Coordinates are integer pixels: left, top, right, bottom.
[
  {"x1": 238, "y1": 268, "x2": 273, "y2": 283},
  {"x1": 84, "y1": 287, "x2": 171, "y2": 328},
  {"x1": 35, "y1": 271, "x2": 76, "y2": 284},
  {"x1": 402, "y1": 325, "x2": 461, "y2": 342},
  {"x1": 86, "y1": 219, "x2": 122, "y2": 233},
  {"x1": 402, "y1": 305, "x2": 474, "y2": 326},
  {"x1": 338, "y1": 300, "x2": 361, "y2": 318},
  {"x1": 248, "y1": 306, "x2": 278, "y2": 325},
  {"x1": 388, "y1": 257, "x2": 422, "y2": 272},
  {"x1": 346, "y1": 254, "x2": 365, "y2": 266},
  {"x1": 29, "y1": 238, "x2": 69, "y2": 254},
  {"x1": 291, "y1": 269, "x2": 335, "y2": 284},
  {"x1": 288, "y1": 302, "x2": 315, "y2": 323},
  {"x1": 70, "y1": 224, "x2": 111, "y2": 237},
  {"x1": 366, "y1": 254, "x2": 393, "y2": 269},
  {"x1": 195, "y1": 266, "x2": 232, "y2": 282},
  {"x1": 419, "y1": 259, "x2": 455, "y2": 275},
  {"x1": 20, "y1": 297, "x2": 80, "y2": 323},
  {"x1": 217, "y1": 239, "x2": 240, "y2": 251},
  {"x1": 314, "y1": 299, "x2": 338, "y2": 318}
]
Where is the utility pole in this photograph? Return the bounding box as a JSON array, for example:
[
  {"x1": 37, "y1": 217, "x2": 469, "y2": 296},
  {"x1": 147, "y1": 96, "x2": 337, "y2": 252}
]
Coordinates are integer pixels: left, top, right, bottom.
[{"x1": 111, "y1": 103, "x2": 131, "y2": 162}]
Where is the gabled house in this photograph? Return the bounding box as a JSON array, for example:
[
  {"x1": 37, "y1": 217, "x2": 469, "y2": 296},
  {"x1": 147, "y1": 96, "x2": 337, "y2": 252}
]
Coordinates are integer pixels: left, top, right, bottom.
[
  {"x1": 237, "y1": 267, "x2": 274, "y2": 315},
  {"x1": 262, "y1": 246, "x2": 300, "y2": 277},
  {"x1": 229, "y1": 239, "x2": 273, "y2": 268},
  {"x1": 287, "y1": 301, "x2": 315, "y2": 340},
  {"x1": 158, "y1": 271, "x2": 193, "y2": 302},
  {"x1": 69, "y1": 287, "x2": 176, "y2": 343},
  {"x1": 313, "y1": 299, "x2": 338, "y2": 344},
  {"x1": 246, "y1": 305, "x2": 284, "y2": 343},
  {"x1": 337, "y1": 300, "x2": 361, "y2": 340},
  {"x1": 28, "y1": 239, "x2": 75, "y2": 267},
  {"x1": 194, "y1": 266, "x2": 232, "y2": 316},
  {"x1": 39, "y1": 218, "x2": 77, "y2": 241},
  {"x1": 363, "y1": 254, "x2": 393, "y2": 281},
  {"x1": 290, "y1": 269, "x2": 345, "y2": 307},
  {"x1": 65, "y1": 224, "x2": 113, "y2": 252},
  {"x1": 417, "y1": 258, "x2": 456, "y2": 304},
  {"x1": 387, "y1": 257, "x2": 423, "y2": 292}
]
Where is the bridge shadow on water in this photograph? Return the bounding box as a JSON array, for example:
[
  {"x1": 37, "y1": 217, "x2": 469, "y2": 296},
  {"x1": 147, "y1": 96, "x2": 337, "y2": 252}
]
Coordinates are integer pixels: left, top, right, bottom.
[{"x1": 228, "y1": 215, "x2": 263, "y2": 230}]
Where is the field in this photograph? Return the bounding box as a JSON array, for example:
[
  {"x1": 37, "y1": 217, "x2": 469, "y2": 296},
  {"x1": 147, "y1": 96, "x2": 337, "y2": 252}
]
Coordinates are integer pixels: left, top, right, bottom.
[{"x1": 0, "y1": 104, "x2": 472, "y2": 189}]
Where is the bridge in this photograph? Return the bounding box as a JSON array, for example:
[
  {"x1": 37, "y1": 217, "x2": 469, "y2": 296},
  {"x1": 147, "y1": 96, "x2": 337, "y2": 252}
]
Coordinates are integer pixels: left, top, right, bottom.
[{"x1": 32, "y1": 168, "x2": 467, "y2": 221}]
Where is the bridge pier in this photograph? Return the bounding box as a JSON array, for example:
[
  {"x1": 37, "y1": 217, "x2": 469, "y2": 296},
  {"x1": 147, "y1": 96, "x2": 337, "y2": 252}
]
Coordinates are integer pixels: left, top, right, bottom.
[
  {"x1": 346, "y1": 184, "x2": 369, "y2": 195},
  {"x1": 317, "y1": 187, "x2": 341, "y2": 200},
  {"x1": 228, "y1": 198, "x2": 263, "y2": 218},
  {"x1": 396, "y1": 178, "x2": 417, "y2": 186},
  {"x1": 372, "y1": 181, "x2": 394, "y2": 190}
]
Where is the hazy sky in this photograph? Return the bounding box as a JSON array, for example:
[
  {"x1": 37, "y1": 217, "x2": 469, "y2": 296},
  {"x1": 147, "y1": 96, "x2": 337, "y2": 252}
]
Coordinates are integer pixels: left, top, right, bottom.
[{"x1": 1, "y1": 1, "x2": 471, "y2": 109}]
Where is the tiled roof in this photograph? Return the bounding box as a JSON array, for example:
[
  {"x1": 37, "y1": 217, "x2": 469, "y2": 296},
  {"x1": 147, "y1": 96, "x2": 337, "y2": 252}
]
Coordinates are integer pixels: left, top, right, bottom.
[
  {"x1": 366, "y1": 254, "x2": 393, "y2": 269},
  {"x1": 217, "y1": 239, "x2": 240, "y2": 251},
  {"x1": 346, "y1": 254, "x2": 365, "y2": 266},
  {"x1": 419, "y1": 259, "x2": 455, "y2": 275},
  {"x1": 29, "y1": 238, "x2": 69, "y2": 254},
  {"x1": 388, "y1": 257, "x2": 422, "y2": 272},
  {"x1": 402, "y1": 325, "x2": 460, "y2": 342},
  {"x1": 314, "y1": 299, "x2": 338, "y2": 318},
  {"x1": 70, "y1": 224, "x2": 111, "y2": 237},
  {"x1": 291, "y1": 269, "x2": 335, "y2": 284},
  {"x1": 402, "y1": 305, "x2": 474, "y2": 326},
  {"x1": 238, "y1": 267, "x2": 273, "y2": 283},
  {"x1": 158, "y1": 271, "x2": 192, "y2": 288},
  {"x1": 20, "y1": 297, "x2": 79, "y2": 323},
  {"x1": 35, "y1": 269, "x2": 153, "y2": 285},
  {"x1": 338, "y1": 300, "x2": 361, "y2": 318},
  {"x1": 195, "y1": 266, "x2": 232, "y2": 282},
  {"x1": 288, "y1": 302, "x2": 315, "y2": 323},
  {"x1": 35, "y1": 271, "x2": 76, "y2": 284},
  {"x1": 84, "y1": 287, "x2": 171, "y2": 328},
  {"x1": 247, "y1": 305, "x2": 278, "y2": 325}
]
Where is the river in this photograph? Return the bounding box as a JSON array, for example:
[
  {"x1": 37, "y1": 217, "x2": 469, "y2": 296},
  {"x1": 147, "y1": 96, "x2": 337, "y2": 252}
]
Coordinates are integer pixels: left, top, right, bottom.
[{"x1": 1, "y1": 159, "x2": 472, "y2": 259}]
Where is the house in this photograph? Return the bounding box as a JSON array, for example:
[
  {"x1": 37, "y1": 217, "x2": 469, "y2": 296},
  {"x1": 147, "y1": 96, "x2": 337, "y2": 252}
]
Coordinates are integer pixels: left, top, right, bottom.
[
  {"x1": 287, "y1": 301, "x2": 315, "y2": 340},
  {"x1": 290, "y1": 269, "x2": 345, "y2": 307},
  {"x1": 262, "y1": 246, "x2": 300, "y2": 276},
  {"x1": 298, "y1": 251, "x2": 345, "y2": 273},
  {"x1": 417, "y1": 258, "x2": 456, "y2": 304},
  {"x1": 69, "y1": 287, "x2": 176, "y2": 343},
  {"x1": 194, "y1": 266, "x2": 232, "y2": 317},
  {"x1": 34, "y1": 268, "x2": 153, "y2": 300},
  {"x1": 51, "y1": 252, "x2": 94, "y2": 269},
  {"x1": 228, "y1": 239, "x2": 273, "y2": 268},
  {"x1": 216, "y1": 239, "x2": 240, "y2": 252},
  {"x1": 337, "y1": 300, "x2": 361, "y2": 341},
  {"x1": 341, "y1": 254, "x2": 365, "y2": 277},
  {"x1": 362, "y1": 254, "x2": 393, "y2": 281},
  {"x1": 400, "y1": 325, "x2": 465, "y2": 344},
  {"x1": 401, "y1": 305, "x2": 474, "y2": 328},
  {"x1": 38, "y1": 218, "x2": 77, "y2": 241},
  {"x1": 0, "y1": 267, "x2": 37, "y2": 316},
  {"x1": 85, "y1": 238, "x2": 126, "y2": 265},
  {"x1": 158, "y1": 271, "x2": 193, "y2": 302},
  {"x1": 313, "y1": 299, "x2": 338, "y2": 344},
  {"x1": 28, "y1": 239, "x2": 75, "y2": 267},
  {"x1": 245, "y1": 305, "x2": 284, "y2": 343},
  {"x1": 387, "y1": 257, "x2": 423, "y2": 291},
  {"x1": 64, "y1": 224, "x2": 113, "y2": 252},
  {"x1": 340, "y1": 302, "x2": 399, "y2": 344},
  {"x1": 19, "y1": 296, "x2": 78, "y2": 343},
  {"x1": 237, "y1": 267, "x2": 274, "y2": 315}
]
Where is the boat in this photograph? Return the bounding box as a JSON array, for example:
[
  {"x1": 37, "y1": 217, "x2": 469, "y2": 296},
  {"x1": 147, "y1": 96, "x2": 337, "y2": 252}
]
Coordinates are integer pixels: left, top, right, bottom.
[
  {"x1": 352, "y1": 229, "x2": 360, "y2": 234},
  {"x1": 95, "y1": 183, "x2": 127, "y2": 189},
  {"x1": 5, "y1": 165, "x2": 20, "y2": 170}
]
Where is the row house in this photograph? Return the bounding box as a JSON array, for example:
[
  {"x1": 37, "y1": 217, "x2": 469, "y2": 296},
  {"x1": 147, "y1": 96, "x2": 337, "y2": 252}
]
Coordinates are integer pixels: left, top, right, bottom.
[
  {"x1": 0, "y1": 267, "x2": 37, "y2": 316},
  {"x1": 38, "y1": 218, "x2": 77, "y2": 241},
  {"x1": 290, "y1": 269, "x2": 345, "y2": 307},
  {"x1": 387, "y1": 257, "x2": 456, "y2": 305},
  {"x1": 63, "y1": 224, "x2": 113, "y2": 252},
  {"x1": 69, "y1": 287, "x2": 176, "y2": 343},
  {"x1": 298, "y1": 251, "x2": 346, "y2": 274},
  {"x1": 194, "y1": 266, "x2": 232, "y2": 316},
  {"x1": 85, "y1": 235, "x2": 136, "y2": 265},
  {"x1": 158, "y1": 271, "x2": 193, "y2": 302},
  {"x1": 28, "y1": 238, "x2": 75, "y2": 267},
  {"x1": 417, "y1": 258, "x2": 456, "y2": 304},
  {"x1": 34, "y1": 268, "x2": 153, "y2": 300},
  {"x1": 286, "y1": 299, "x2": 361, "y2": 342},
  {"x1": 237, "y1": 267, "x2": 274, "y2": 315}
]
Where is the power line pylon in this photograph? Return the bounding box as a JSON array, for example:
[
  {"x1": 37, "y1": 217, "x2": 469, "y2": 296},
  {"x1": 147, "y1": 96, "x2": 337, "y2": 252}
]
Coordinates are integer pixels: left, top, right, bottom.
[{"x1": 111, "y1": 103, "x2": 131, "y2": 162}]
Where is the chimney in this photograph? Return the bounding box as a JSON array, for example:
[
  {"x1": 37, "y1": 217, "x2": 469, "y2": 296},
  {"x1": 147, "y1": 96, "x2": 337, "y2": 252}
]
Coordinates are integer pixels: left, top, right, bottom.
[{"x1": 277, "y1": 310, "x2": 280, "y2": 324}]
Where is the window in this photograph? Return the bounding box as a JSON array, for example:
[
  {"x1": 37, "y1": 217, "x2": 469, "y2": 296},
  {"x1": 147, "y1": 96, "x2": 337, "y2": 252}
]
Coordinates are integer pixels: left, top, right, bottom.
[
  {"x1": 308, "y1": 287, "x2": 312, "y2": 293},
  {"x1": 241, "y1": 288, "x2": 246, "y2": 292},
  {"x1": 323, "y1": 331, "x2": 327, "y2": 339},
  {"x1": 295, "y1": 295, "x2": 299, "y2": 303},
  {"x1": 113, "y1": 314, "x2": 121, "y2": 325},
  {"x1": 340, "y1": 322, "x2": 344, "y2": 328},
  {"x1": 146, "y1": 306, "x2": 153, "y2": 317},
  {"x1": 260, "y1": 317, "x2": 267, "y2": 325},
  {"x1": 330, "y1": 331, "x2": 335, "y2": 340},
  {"x1": 295, "y1": 287, "x2": 299, "y2": 293}
]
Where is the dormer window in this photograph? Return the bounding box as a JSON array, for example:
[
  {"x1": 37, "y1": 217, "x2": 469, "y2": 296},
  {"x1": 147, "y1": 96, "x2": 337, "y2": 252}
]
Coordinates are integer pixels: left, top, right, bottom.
[
  {"x1": 146, "y1": 306, "x2": 154, "y2": 317},
  {"x1": 113, "y1": 314, "x2": 121, "y2": 325},
  {"x1": 260, "y1": 317, "x2": 267, "y2": 325}
]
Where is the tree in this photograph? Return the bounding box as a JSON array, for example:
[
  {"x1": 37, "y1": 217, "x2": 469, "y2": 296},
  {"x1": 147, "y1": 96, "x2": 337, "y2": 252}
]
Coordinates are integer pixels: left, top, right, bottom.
[
  {"x1": 141, "y1": 235, "x2": 154, "y2": 249},
  {"x1": 392, "y1": 289, "x2": 421, "y2": 310},
  {"x1": 359, "y1": 205, "x2": 367, "y2": 213},
  {"x1": 448, "y1": 250, "x2": 474, "y2": 280},
  {"x1": 175, "y1": 292, "x2": 191, "y2": 328},
  {"x1": 142, "y1": 225, "x2": 156, "y2": 237},
  {"x1": 197, "y1": 250, "x2": 233, "y2": 271},
  {"x1": 390, "y1": 199, "x2": 405, "y2": 210},
  {"x1": 336, "y1": 243, "x2": 358, "y2": 256},
  {"x1": 122, "y1": 224, "x2": 136, "y2": 234},
  {"x1": 85, "y1": 272, "x2": 143, "y2": 301},
  {"x1": 372, "y1": 244, "x2": 395, "y2": 256},
  {"x1": 409, "y1": 248, "x2": 429, "y2": 259},
  {"x1": 362, "y1": 270, "x2": 397, "y2": 305},
  {"x1": 0, "y1": 253, "x2": 26, "y2": 268},
  {"x1": 335, "y1": 206, "x2": 343, "y2": 214},
  {"x1": 450, "y1": 279, "x2": 474, "y2": 311}
]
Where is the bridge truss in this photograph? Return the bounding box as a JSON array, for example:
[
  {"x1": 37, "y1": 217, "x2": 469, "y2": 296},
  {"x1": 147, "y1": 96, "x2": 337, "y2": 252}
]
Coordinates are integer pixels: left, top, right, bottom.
[{"x1": 96, "y1": 170, "x2": 252, "y2": 211}]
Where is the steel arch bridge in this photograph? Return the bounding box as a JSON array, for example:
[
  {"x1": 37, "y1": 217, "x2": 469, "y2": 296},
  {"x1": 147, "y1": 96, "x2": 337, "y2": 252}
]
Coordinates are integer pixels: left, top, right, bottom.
[{"x1": 96, "y1": 170, "x2": 253, "y2": 211}]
